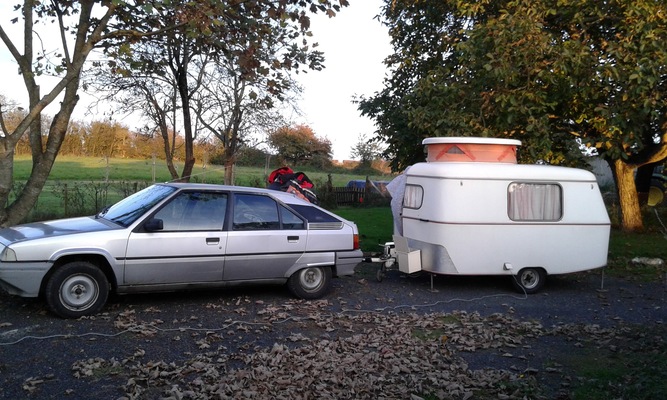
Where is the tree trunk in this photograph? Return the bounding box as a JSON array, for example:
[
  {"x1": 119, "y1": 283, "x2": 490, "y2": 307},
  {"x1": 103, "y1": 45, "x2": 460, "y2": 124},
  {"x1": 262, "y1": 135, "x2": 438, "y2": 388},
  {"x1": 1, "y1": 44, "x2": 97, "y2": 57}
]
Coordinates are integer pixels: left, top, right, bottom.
[
  {"x1": 224, "y1": 158, "x2": 235, "y2": 186},
  {"x1": 158, "y1": 124, "x2": 179, "y2": 181},
  {"x1": 614, "y1": 159, "x2": 643, "y2": 232},
  {"x1": 174, "y1": 44, "x2": 195, "y2": 182}
]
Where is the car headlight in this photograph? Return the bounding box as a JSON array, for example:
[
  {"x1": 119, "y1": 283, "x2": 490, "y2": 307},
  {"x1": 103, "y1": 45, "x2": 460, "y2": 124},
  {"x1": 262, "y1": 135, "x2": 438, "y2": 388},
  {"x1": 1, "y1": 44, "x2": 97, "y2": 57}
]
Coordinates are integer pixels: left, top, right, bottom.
[{"x1": 0, "y1": 246, "x2": 17, "y2": 262}]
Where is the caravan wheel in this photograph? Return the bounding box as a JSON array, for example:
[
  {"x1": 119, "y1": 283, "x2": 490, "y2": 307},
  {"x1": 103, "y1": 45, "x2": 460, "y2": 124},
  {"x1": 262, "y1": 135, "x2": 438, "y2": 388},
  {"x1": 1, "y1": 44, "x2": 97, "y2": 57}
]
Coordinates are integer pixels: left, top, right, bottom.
[{"x1": 512, "y1": 267, "x2": 546, "y2": 294}]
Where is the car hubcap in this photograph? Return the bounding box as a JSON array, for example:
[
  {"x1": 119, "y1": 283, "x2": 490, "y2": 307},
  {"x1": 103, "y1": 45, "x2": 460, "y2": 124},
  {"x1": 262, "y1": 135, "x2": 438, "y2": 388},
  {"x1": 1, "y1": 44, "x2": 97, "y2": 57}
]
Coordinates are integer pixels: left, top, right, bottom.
[
  {"x1": 60, "y1": 274, "x2": 98, "y2": 311},
  {"x1": 300, "y1": 268, "x2": 323, "y2": 291}
]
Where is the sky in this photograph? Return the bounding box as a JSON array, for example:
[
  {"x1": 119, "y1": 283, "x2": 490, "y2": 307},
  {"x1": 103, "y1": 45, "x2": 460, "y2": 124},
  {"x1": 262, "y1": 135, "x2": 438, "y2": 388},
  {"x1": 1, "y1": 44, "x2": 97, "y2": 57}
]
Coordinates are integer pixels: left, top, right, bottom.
[
  {"x1": 0, "y1": 1, "x2": 391, "y2": 161},
  {"x1": 294, "y1": 1, "x2": 392, "y2": 161}
]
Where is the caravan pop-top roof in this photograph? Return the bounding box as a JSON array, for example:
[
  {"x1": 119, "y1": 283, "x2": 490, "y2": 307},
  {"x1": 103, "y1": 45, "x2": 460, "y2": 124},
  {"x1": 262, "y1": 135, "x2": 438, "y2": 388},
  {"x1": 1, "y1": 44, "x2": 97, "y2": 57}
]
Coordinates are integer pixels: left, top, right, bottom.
[
  {"x1": 408, "y1": 161, "x2": 599, "y2": 182},
  {"x1": 423, "y1": 137, "x2": 522, "y2": 163},
  {"x1": 418, "y1": 137, "x2": 597, "y2": 182}
]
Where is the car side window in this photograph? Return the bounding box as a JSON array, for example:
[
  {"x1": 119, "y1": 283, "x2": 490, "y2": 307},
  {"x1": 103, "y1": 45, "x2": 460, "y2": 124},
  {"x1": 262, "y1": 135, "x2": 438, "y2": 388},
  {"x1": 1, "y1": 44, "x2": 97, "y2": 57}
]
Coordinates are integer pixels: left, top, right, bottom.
[
  {"x1": 154, "y1": 192, "x2": 227, "y2": 231},
  {"x1": 280, "y1": 205, "x2": 305, "y2": 230},
  {"x1": 233, "y1": 194, "x2": 280, "y2": 230}
]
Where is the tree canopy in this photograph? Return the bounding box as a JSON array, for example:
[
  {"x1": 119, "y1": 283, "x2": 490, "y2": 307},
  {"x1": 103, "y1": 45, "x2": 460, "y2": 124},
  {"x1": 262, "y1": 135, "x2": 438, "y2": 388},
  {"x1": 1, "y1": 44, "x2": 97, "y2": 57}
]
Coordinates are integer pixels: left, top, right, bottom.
[
  {"x1": 351, "y1": 133, "x2": 383, "y2": 167},
  {"x1": 268, "y1": 124, "x2": 332, "y2": 168},
  {"x1": 0, "y1": 0, "x2": 348, "y2": 226},
  {"x1": 358, "y1": 0, "x2": 667, "y2": 231}
]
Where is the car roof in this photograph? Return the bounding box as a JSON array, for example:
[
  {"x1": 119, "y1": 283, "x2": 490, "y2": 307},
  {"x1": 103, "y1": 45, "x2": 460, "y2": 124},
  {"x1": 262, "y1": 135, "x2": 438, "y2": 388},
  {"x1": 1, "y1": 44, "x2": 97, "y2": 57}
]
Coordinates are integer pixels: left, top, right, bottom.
[{"x1": 158, "y1": 182, "x2": 312, "y2": 205}]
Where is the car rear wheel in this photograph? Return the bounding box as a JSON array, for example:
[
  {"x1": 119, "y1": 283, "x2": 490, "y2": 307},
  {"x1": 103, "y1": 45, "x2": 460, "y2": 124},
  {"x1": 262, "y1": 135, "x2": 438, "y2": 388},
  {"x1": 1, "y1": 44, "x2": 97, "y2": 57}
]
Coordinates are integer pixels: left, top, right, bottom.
[
  {"x1": 287, "y1": 266, "x2": 332, "y2": 299},
  {"x1": 45, "y1": 261, "x2": 109, "y2": 318},
  {"x1": 512, "y1": 267, "x2": 546, "y2": 294}
]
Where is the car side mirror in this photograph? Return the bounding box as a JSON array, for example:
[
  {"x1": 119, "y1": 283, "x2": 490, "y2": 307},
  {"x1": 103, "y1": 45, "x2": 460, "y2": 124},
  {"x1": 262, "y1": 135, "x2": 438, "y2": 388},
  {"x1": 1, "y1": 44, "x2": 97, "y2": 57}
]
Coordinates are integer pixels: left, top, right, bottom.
[{"x1": 144, "y1": 218, "x2": 164, "y2": 232}]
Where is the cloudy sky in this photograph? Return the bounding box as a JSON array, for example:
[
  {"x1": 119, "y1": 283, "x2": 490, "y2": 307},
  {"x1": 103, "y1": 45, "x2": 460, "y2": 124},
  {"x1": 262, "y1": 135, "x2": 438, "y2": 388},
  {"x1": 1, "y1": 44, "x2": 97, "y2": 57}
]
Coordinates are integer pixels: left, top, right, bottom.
[
  {"x1": 0, "y1": 1, "x2": 392, "y2": 161},
  {"x1": 295, "y1": 1, "x2": 391, "y2": 160}
]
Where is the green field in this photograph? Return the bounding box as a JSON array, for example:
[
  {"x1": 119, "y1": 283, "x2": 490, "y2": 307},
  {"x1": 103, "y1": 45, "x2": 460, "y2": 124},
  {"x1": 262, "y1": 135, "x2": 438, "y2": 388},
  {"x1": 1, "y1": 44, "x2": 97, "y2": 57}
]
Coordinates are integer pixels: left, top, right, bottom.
[
  {"x1": 10, "y1": 155, "x2": 393, "y2": 221},
  {"x1": 12, "y1": 155, "x2": 392, "y2": 186}
]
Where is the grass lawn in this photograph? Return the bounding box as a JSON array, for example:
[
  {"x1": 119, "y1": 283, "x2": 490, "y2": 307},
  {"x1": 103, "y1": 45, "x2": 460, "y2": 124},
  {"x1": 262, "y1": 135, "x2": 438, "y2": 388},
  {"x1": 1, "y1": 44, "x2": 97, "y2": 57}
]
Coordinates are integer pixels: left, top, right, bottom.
[
  {"x1": 12, "y1": 155, "x2": 393, "y2": 186},
  {"x1": 11, "y1": 155, "x2": 393, "y2": 221},
  {"x1": 335, "y1": 207, "x2": 394, "y2": 253}
]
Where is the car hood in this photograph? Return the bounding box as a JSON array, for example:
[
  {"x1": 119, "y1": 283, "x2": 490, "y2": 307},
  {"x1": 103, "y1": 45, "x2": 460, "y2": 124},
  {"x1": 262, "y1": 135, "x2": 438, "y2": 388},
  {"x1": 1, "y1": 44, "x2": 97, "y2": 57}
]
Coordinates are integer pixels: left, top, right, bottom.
[{"x1": 0, "y1": 216, "x2": 116, "y2": 245}]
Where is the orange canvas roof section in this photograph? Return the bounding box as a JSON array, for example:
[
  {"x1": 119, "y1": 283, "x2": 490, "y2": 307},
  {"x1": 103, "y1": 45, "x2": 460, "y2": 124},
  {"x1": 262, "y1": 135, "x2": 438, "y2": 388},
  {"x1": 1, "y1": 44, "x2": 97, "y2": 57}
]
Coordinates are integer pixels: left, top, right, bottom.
[{"x1": 422, "y1": 137, "x2": 522, "y2": 164}]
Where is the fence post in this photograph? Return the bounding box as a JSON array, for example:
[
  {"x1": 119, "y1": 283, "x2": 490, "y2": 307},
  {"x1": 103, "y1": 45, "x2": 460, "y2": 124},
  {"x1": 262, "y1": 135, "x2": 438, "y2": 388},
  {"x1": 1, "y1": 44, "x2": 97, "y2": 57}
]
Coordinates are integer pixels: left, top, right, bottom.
[{"x1": 63, "y1": 183, "x2": 68, "y2": 217}]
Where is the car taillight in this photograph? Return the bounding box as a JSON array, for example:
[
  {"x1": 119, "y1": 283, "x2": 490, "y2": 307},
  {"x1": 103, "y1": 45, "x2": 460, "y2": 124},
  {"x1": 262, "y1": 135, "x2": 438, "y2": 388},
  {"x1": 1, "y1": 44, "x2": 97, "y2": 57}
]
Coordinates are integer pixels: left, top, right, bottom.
[{"x1": 353, "y1": 234, "x2": 360, "y2": 250}]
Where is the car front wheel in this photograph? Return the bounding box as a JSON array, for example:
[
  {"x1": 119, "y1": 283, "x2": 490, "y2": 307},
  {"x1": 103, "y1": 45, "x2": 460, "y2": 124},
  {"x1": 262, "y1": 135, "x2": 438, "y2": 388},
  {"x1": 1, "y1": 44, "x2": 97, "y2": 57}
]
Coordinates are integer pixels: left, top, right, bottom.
[
  {"x1": 512, "y1": 267, "x2": 546, "y2": 294},
  {"x1": 287, "y1": 266, "x2": 332, "y2": 299},
  {"x1": 45, "y1": 261, "x2": 110, "y2": 318}
]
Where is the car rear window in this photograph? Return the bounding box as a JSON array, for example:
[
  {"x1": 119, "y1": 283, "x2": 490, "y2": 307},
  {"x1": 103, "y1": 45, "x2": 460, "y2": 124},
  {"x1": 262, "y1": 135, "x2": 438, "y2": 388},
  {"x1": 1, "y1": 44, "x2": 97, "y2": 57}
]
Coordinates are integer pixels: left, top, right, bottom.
[{"x1": 289, "y1": 204, "x2": 341, "y2": 223}]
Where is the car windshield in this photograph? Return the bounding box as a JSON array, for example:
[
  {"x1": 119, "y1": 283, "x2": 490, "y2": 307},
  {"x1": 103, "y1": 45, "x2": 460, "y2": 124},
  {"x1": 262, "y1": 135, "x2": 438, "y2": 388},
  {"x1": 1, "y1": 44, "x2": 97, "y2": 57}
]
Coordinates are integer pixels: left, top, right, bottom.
[{"x1": 100, "y1": 184, "x2": 177, "y2": 227}]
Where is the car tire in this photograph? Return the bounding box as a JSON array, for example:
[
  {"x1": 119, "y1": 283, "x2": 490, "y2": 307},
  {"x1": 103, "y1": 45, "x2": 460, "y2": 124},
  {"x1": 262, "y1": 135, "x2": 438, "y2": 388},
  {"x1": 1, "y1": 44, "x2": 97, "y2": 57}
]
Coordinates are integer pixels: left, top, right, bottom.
[
  {"x1": 512, "y1": 267, "x2": 546, "y2": 294},
  {"x1": 45, "y1": 261, "x2": 109, "y2": 318},
  {"x1": 287, "y1": 266, "x2": 332, "y2": 299}
]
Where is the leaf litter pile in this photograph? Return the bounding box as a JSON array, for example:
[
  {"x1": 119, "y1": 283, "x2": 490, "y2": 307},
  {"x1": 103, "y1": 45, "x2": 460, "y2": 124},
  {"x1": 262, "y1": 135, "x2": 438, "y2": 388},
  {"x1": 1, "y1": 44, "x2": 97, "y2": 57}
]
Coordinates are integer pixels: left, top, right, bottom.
[{"x1": 65, "y1": 296, "x2": 665, "y2": 400}]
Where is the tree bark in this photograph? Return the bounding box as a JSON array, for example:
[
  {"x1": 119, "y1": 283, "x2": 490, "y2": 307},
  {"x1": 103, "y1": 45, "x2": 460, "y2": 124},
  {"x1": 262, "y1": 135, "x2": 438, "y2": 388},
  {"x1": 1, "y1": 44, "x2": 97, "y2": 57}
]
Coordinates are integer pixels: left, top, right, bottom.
[
  {"x1": 224, "y1": 158, "x2": 235, "y2": 185},
  {"x1": 614, "y1": 159, "x2": 643, "y2": 232},
  {"x1": 0, "y1": 0, "x2": 94, "y2": 227}
]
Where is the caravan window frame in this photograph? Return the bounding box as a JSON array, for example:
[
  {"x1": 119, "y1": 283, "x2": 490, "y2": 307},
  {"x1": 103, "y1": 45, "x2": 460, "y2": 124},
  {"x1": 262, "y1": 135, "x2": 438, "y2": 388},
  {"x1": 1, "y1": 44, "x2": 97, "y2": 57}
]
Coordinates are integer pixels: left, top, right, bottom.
[
  {"x1": 507, "y1": 182, "x2": 563, "y2": 222},
  {"x1": 403, "y1": 184, "x2": 424, "y2": 209}
]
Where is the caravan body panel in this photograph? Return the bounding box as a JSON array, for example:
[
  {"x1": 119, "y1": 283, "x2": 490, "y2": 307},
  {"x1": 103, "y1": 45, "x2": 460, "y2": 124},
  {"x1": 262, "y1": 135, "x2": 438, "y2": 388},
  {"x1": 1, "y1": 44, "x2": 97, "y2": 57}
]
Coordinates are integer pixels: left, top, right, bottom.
[{"x1": 401, "y1": 162, "x2": 610, "y2": 276}]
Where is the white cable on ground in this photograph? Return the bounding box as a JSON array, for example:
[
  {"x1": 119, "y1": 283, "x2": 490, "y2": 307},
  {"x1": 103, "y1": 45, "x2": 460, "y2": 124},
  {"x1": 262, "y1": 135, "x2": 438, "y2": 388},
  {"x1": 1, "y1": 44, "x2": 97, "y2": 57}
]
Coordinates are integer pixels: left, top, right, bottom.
[
  {"x1": 654, "y1": 208, "x2": 667, "y2": 239},
  {"x1": 0, "y1": 291, "x2": 528, "y2": 346},
  {"x1": 0, "y1": 317, "x2": 297, "y2": 346}
]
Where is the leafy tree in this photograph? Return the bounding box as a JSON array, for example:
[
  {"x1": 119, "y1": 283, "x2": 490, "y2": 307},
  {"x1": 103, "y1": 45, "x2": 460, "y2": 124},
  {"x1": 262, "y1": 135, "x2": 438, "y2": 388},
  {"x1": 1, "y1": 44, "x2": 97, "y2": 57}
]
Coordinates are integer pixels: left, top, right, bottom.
[
  {"x1": 268, "y1": 124, "x2": 332, "y2": 167},
  {"x1": 0, "y1": 0, "x2": 348, "y2": 227},
  {"x1": 0, "y1": 1, "x2": 188, "y2": 226},
  {"x1": 59, "y1": 121, "x2": 86, "y2": 156},
  {"x1": 90, "y1": 0, "x2": 344, "y2": 184},
  {"x1": 192, "y1": 56, "x2": 288, "y2": 185},
  {"x1": 358, "y1": 0, "x2": 667, "y2": 231},
  {"x1": 351, "y1": 133, "x2": 383, "y2": 167},
  {"x1": 84, "y1": 121, "x2": 130, "y2": 159}
]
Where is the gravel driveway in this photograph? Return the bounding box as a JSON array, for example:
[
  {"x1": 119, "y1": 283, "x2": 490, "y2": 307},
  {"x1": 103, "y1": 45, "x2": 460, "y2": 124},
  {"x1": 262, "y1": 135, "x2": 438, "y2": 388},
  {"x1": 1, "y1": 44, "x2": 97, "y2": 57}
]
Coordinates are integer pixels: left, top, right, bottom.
[{"x1": 0, "y1": 262, "x2": 665, "y2": 399}]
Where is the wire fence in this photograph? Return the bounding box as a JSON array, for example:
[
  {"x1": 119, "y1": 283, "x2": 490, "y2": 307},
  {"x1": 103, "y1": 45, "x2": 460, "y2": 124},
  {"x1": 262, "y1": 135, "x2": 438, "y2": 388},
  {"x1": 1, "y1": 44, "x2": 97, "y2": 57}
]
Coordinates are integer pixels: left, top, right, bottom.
[{"x1": 10, "y1": 179, "x2": 391, "y2": 223}]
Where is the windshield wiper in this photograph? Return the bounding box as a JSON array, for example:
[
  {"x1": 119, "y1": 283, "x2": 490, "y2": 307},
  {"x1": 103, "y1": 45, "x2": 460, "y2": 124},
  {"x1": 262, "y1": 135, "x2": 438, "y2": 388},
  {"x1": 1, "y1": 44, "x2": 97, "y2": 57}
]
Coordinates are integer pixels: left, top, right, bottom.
[{"x1": 96, "y1": 205, "x2": 112, "y2": 219}]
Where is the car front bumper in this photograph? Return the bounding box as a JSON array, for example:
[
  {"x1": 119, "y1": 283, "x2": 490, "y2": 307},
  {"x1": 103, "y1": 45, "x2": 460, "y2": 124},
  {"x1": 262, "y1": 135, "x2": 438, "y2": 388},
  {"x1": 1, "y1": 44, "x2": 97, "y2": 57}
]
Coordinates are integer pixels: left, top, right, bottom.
[{"x1": 0, "y1": 261, "x2": 51, "y2": 297}]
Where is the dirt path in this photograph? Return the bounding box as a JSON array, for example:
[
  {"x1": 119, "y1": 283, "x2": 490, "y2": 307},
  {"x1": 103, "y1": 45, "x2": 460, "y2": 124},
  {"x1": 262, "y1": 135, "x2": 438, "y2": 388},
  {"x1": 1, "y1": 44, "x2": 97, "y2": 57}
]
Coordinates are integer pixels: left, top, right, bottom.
[{"x1": 0, "y1": 263, "x2": 665, "y2": 399}]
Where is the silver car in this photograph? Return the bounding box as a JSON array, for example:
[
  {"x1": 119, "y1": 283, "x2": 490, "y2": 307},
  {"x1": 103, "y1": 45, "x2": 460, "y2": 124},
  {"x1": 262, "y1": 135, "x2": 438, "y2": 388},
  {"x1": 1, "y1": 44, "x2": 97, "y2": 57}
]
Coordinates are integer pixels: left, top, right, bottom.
[{"x1": 0, "y1": 183, "x2": 363, "y2": 318}]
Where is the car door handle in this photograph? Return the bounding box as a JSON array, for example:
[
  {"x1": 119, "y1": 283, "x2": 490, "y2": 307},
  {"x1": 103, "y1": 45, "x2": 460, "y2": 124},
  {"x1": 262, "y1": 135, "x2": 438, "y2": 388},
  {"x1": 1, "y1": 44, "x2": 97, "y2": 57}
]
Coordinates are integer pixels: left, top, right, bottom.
[
  {"x1": 287, "y1": 236, "x2": 299, "y2": 243},
  {"x1": 206, "y1": 238, "x2": 220, "y2": 245}
]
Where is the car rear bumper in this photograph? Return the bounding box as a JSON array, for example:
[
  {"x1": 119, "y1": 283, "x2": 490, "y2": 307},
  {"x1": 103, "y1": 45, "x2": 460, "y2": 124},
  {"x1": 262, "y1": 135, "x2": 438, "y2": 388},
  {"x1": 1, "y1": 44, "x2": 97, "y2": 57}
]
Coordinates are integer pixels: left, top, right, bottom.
[{"x1": 334, "y1": 250, "x2": 364, "y2": 276}]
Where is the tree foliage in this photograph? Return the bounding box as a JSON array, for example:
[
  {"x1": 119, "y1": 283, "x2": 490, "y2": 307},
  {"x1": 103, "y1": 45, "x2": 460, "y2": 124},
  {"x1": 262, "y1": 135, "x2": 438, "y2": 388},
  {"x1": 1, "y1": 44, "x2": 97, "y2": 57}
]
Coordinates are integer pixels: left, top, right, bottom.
[
  {"x1": 0, "y1": 0, "x2": 348, "y2": 226},
  {"x1": 351, "y1": 133, "x2": 383, "y2": 167},
  {"x1": 90, "y1": 0, "x2": 346, "y2": 184},
  {"x1": 268, "y1": 124, "x2": 332, "y2": 167},
  {"x1": 358, "y1": 0, "x2": 667, "y2": 231}
]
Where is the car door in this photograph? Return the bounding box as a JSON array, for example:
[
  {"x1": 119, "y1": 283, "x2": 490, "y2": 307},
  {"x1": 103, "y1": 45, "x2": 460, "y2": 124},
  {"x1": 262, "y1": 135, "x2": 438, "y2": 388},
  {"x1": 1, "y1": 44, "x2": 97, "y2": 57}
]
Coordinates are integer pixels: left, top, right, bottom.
[
  {"x1": 224, "y1": 193, "x2": 307, "y2": 281},
  {"x1": 123, "y1": 191, "x2": 228, "y2": 285}
]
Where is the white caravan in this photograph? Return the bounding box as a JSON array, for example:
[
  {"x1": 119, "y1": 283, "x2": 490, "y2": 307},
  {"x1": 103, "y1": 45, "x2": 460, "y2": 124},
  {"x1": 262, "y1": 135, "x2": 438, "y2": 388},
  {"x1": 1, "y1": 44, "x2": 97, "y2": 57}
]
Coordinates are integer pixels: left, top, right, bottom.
[{"x1": 381, "y1": 137, "x2": 610, "y2": 293}]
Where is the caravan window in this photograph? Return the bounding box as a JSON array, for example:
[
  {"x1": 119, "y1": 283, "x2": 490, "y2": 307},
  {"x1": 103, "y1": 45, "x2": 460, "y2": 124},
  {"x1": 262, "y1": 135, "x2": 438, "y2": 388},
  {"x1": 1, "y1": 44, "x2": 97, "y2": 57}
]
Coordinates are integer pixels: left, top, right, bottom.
[
  {"x1": 508, "y1": 183, "x2": 562, "y2": 221},
  {"x1": 404, "y1": 185, "x2": 424, "y2": 209}
]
